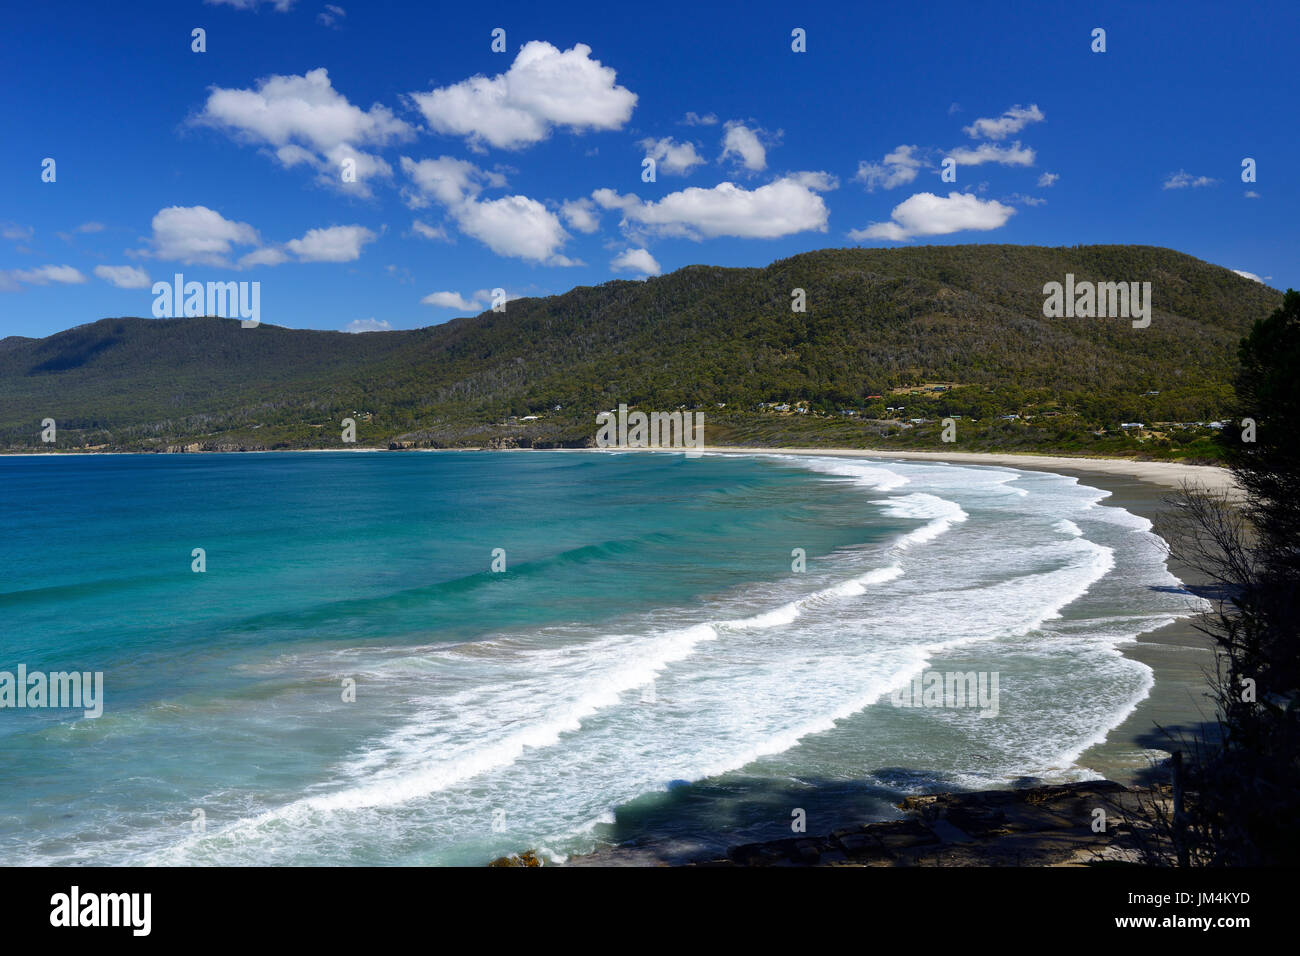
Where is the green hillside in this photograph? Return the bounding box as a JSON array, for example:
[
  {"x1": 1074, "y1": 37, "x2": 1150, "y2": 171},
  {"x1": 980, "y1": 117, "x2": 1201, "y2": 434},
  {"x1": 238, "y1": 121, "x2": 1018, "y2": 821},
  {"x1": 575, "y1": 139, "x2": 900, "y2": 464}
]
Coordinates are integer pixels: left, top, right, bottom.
[{"x1": 0, "y1": 244, "x2": 1282, "y2": 459}]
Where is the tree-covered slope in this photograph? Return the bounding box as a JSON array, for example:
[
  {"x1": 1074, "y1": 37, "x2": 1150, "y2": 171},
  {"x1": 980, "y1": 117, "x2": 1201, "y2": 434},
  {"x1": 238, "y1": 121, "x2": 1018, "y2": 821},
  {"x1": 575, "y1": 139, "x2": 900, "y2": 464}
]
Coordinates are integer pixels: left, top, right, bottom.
[{"x1": 0, "y1": 244, "x2": 1282, "y2": 456}]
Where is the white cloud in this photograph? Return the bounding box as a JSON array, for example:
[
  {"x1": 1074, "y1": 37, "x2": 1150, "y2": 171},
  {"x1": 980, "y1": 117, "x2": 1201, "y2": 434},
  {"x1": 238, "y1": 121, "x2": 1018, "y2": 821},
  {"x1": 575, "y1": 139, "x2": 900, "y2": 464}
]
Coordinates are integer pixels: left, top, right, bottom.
[
  {"x1": 454, "y1": 195, "x2": 573, "y2": 263},
  {"x1": 720, "y1": 121, "x2": 767, "y2": 171},
  {"x1": 611, "y1": 248, "x2": 661, "y2": 276},
  {"x1": 205, "y1": 0, "x2": 296, "y2": 9},
  {"x1": 318, "y1": 4, "x2": 345, "y2": 27},
  {"x1": 411, "y1": 220, "x2": 450, "y2": 241},
  {"x1": 399, "y1": 155, "x2": 505, "y2": 206},
  {"x1": 409, "y1": 41, "x2": 636, "y2": 150},
  {"x1": 345, "y1": 317, "x2": 391, "y2": 333},
  {"x1": 421, "y1": 291, "x2": 483, "y2": 310},
  {"x1": 285, "y1": 225, "x2": 377, "y2": 262},
  {"x1": 1037, "y1": 172, "x2": 1059, "y2": 187},
  {"x1": 2, "y1": 222, "x2": 34, "y2": 241},
  {"x1": 401, "y1": 156, "x2": 573, "y2": 263},
  {"x1": 640, "y1": 137, "x2": 705, "y2": 176},
  {"x1": 855, "y1": 145, "x2": 924, "y2": 191},
  {"x1": 1006, "y1": 193, "x2": 1046, "y2": 207},
  {"x1": 237, "y1": 247, "x2": 291, "y2": 268},
  {"x1": 93, "y1": 265, "x2": 151, "y2": 288},
  {"x1": 138, "y1": 205, "x2": 260, "y2": 266},
  {"x1": 683, "y1": 111, "x2": 718, "y2": 126},
  {"x1": 1244, "y1": 190, "x2": 1260, "y2": 199},
  {"x1": 0, "y1": 264, "x2": 87, "y2": 291},
  {"x1": 948, "y1": 142, "x2": 1035, "y2": 166},
  {"x1": 1164, "y1": 170, "x2": 1218, "y2": 189},
  {"x1": 787, "y1": 170, "x2": 839, "y2": 191},
  {"x1": 592, "y1": 174, "x2": 832, "y2": 240},
  {"x1": 849, "y1": 191, "x2": 1015, "y2": 242},
  {"x1": 963, "y1": 104, "x2": 1044, "y2": 140},
  {"x1": 561, "y1": 198, "x2": 600, "y2": 233},
  {"x1": 195, "y1": 67, "x2": 414, "y2": 195},
  {"x1": 1232, "y1": 270, "x2": 1264, "y2": 283}
]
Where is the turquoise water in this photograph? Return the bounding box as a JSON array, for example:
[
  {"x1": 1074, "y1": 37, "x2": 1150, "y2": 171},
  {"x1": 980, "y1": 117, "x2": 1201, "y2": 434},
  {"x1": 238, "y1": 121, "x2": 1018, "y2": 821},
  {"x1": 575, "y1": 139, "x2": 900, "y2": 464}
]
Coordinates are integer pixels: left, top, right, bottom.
[{"x1": 0, "y1": 451, "x2": 1198, "y2": 865}]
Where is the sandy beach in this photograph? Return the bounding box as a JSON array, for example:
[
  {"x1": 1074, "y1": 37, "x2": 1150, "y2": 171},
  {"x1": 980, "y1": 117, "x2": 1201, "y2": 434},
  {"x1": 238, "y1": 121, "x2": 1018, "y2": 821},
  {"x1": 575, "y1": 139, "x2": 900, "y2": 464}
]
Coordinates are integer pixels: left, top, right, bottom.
[{"x1": 690, "y1": 446, "x2": 1230, "y2": 786}]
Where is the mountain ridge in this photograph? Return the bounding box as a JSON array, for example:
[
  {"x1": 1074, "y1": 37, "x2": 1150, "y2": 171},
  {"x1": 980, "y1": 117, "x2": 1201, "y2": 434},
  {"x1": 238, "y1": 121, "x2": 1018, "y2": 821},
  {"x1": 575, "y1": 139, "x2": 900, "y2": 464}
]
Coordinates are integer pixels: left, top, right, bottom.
[{"x1": 0, "y1": 244, "x2": 1282, "y2": 458}]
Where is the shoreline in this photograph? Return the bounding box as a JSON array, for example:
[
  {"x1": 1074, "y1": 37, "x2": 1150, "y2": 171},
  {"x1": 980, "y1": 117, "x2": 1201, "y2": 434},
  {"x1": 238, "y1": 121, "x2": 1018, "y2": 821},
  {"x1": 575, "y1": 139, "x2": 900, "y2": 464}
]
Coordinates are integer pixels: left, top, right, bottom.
[
  {"x1": 0, "y1": 443, "x2": 1241, "y2": 496},
  {"x1": 8, "y1": 442, "x2": 1226, "y2": 861}
]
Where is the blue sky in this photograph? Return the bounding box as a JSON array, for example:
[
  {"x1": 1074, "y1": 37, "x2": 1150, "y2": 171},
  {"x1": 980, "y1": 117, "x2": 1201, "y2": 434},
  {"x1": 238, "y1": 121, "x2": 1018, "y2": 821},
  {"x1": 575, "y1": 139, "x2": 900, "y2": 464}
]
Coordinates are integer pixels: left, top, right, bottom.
[{"x1": 2, "y1": 0, "x2": 1294, "y2": 338}]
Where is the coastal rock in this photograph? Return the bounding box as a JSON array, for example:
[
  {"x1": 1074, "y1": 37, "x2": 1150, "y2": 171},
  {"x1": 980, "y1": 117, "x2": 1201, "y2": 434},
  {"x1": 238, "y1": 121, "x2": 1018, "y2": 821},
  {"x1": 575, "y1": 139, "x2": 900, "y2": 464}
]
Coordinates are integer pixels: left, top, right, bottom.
[{"x1": 562, "y1": 780, "x2": 1161, "y2": 867}]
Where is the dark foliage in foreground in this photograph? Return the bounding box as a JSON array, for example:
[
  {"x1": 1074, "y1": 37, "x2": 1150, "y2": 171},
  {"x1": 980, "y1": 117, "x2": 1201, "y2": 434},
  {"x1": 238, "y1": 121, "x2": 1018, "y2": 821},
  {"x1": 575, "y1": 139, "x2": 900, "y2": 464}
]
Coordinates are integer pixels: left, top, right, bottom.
[{"x1": 1146, "y1": 290, "x2": 1300, "y2": 865}]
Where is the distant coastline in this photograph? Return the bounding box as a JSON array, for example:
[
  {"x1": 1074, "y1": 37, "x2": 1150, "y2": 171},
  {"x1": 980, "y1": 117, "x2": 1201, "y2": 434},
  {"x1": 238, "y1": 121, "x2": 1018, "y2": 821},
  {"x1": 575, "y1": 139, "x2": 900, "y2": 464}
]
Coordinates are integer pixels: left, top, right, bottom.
[{"x1": 0, "y1": 443, "x2": 1242, "y2": 496}]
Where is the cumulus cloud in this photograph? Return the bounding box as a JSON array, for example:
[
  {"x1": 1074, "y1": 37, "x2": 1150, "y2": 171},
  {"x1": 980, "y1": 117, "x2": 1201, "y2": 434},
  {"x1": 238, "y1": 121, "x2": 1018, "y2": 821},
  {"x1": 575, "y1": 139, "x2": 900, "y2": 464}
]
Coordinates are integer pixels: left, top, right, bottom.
[
  {"x1": 195, "y1": 67, "x2": 414, "y2": 194},
  {"x1": 1163, "y1": 170, "x2": 1217, "y2": 189},
  {"x1": 945, "y1": 142, "x2": 1035, "y2": 167},
  {"x1": 948, "y1": 142, "x2": 1035, "y2": 167},
  {"x1": 409, "y1": 42, "x2": 636, "y2": 151},
  {"x1": 855, "y1": 145, "x2": 925, "y2": 191},
  {"x1": 592, "y1": 173, "x2": 832, "y2": 240},
  {"x1": 317, "y1": 4, "x2": 345, "y2": 27},
  {"x1": 849, "y1": 191, "x2": 1015, "y2": 242},
  {"x1": 720, "y1": 121, "x2": 767, "y2": 171},
  {"x1": 137, "y1": 206, "x2": 375, "y2": 269},
  {"x1": 455, "y1": 195, "x2": 573, "y2": 264},
  {"x1": 237, "y1": 247, "x2": 291, "y2": 268},
  {"x1": 561, "y1": 198, "x2": 600, "y2": 233},
  {"x1": 411, "y1": 220, "x2": 450, "y2": 241},
  {"x1": 94, "y1": 265, "x2": 151, "y2": 288},
  {"x1": 206, "y1": 0, "x2": 295, "y2": 9},
  {"x1": 401, "y1": 155, "x2": 573, "y2": 263},
  {"x1": 137, "y1": 206, "x2": 260, "y2": 266},
  {"x1": 640, "y1": 137, "x2": 705, "y2": 176},
  {"x1": 345, "y1": 317, "x2": 391, "y2": 333},
  {"x1": 421, "y1": 290, "x2": 483, "y2": 310},
  {"x1": 285, "y1": 225, "x2": 376, "y2": 262},
  {"x1": 963, "y1": 104, "x2": 1044, "y2": 140},
  {"x1": 1232, "y1": 270, "x2": 1264, "y2": 283},
  {"x1": 611, "y1": 248, "x2": 661, "y2": 276},
  {"x1": 1037, "y1": 172, "x2": 1059, "y2": 187},
  {"x1": 682, "y1": 111, "x2": 718, "y2": 126},
  {"x1": 0, "y1": 264, "x2": 87, "y2": 291},
  {"x1": 400, "y1": 155, "x2": 506, "y2": 207},
  {"x1": 2, "y1": 222, "x2": 34, "y2": 241}
]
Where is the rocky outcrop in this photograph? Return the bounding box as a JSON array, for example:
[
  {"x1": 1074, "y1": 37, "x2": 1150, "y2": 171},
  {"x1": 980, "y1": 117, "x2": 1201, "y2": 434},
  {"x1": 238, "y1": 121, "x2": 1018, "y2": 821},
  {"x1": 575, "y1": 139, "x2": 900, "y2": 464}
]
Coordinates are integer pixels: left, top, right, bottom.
[
  {"x1": 555, "y1": 780, "x2": 1169, "y2": 867},
  {"x1": 163, "y1": 442, "x2": 267, "y2": 453},
  {"x1": 704, "y1": 781, "x2": 1156, "y2": 867}
]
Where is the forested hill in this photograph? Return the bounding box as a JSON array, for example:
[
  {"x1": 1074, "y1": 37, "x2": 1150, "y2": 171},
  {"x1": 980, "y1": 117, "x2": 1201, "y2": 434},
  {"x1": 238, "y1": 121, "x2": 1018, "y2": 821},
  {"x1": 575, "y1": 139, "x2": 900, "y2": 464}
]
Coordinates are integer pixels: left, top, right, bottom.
[{"x1": 0, "y1": 244, "x2": 1283, "y2": 458}]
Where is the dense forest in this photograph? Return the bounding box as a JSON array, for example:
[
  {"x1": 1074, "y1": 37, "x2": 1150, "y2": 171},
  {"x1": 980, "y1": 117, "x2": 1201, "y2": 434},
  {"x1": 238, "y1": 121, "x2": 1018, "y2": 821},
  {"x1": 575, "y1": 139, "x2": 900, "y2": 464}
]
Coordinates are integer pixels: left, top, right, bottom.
[{"x1": 0, "y1": 244, "x2": 1282, "y2": 459}]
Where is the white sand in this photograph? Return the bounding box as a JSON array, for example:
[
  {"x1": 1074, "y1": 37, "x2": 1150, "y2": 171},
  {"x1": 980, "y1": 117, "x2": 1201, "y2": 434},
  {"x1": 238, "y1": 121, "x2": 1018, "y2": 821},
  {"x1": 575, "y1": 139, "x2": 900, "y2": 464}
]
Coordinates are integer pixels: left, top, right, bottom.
[{"x1": 695, "y1": 446, "x2": 1240, "y2": 496}]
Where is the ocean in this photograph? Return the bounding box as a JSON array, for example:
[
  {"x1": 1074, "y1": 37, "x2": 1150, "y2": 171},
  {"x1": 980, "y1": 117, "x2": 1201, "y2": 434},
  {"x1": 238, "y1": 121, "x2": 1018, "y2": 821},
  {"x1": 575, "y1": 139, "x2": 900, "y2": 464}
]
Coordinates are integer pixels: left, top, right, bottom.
[{"x1": 0, "y1": 450, "x2": 1200, "y2": 865}]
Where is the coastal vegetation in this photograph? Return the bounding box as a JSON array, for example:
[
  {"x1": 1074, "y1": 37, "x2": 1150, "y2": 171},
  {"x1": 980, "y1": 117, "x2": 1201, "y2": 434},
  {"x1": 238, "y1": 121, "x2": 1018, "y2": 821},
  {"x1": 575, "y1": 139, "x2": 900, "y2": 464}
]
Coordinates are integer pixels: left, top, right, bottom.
[
  {"x1": 0, "y1": 244, "x2": 1280, "y2": 458},
  {"x1": 1143, "y1": 290, "x2": 1300, "y2": 865}
]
